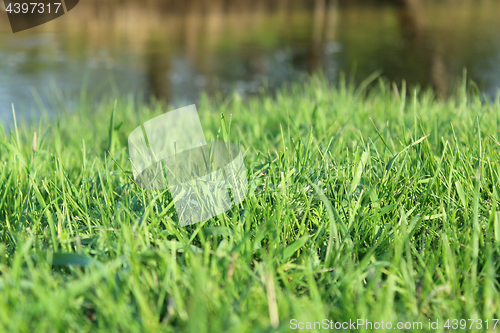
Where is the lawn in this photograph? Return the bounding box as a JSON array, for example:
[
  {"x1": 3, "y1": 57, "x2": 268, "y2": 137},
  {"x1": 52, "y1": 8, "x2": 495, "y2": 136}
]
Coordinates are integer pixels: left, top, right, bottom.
[{"x1": 1, "y1": 73, "x2": 500, "y2": 332}]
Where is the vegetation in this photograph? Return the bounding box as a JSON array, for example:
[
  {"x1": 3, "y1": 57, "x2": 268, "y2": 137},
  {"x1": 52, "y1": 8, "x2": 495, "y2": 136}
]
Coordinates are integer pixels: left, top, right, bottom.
[{"x1": 1, "y1": 74, "x2": 500, "y2": 332}]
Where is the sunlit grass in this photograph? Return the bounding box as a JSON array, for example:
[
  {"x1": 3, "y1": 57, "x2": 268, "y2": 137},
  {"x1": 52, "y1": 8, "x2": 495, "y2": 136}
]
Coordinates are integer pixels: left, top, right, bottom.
[{"x1": 1, "y1": 74, "x2": 500, "y2": 332}]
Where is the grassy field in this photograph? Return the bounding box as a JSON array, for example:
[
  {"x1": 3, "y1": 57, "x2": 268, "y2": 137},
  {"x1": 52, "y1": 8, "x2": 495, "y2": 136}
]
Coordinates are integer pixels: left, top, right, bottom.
[{"x1": 1, "y1": 74, "x2": 500, "y2": 332}]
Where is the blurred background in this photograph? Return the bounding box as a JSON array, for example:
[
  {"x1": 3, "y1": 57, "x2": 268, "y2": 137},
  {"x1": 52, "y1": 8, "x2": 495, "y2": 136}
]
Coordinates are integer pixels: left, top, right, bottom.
[{"x1": 1, "y1": 0, "x2": 500, "y2": 124}]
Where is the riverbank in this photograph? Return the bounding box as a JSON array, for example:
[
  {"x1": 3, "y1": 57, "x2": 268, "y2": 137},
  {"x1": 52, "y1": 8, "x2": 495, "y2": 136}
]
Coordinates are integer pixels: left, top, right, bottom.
[{"x1": 1, "y1": 75, "x2": 499, "y2": 331}]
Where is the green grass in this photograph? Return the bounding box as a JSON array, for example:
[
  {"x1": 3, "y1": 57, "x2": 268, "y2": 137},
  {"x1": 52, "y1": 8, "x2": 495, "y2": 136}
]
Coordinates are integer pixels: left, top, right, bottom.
[{"x1": 1, "y1": 73, "x2": 500, "y2": 332}]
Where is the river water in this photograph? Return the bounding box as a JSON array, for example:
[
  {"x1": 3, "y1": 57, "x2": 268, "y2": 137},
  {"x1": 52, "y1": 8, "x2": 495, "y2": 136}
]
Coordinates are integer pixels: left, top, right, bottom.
[{"x1": 1, "y1": 0, "x2": 500, "y2": 124}]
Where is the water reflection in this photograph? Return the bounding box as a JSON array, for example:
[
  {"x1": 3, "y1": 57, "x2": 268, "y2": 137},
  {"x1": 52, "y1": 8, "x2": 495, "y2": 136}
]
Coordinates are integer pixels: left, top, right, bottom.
[{"x1": 1, "y1": 0, "x2": 500, "y2": 124}]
